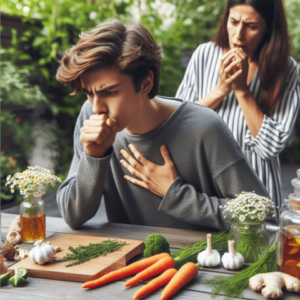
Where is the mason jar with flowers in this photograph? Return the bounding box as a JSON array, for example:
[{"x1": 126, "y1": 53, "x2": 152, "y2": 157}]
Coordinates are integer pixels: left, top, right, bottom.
[
  {"x1": 223, "y1": 192, "x2": 275, "y2": 264},
  {"x1": 6, "y1": 166, "x2": 61, "y2": 243}
]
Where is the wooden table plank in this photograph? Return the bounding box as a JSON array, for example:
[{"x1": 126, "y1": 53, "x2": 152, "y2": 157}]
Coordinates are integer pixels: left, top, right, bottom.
[
  {"x1": 1, "y1": 273, "x2": 299, "y2": 300},
  {"x1": 0, "y1": 276, "x2": 225, "y2": 300},
  {"x1": 1, "y1": 213, "x2": 210, "y2": 248},
  {"x1": 2, "y1": 213, "x2": 299, "y2": 300}
]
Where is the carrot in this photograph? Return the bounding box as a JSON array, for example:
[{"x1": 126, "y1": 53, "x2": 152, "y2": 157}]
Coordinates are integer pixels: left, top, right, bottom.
[
  {"x1": 161, "y1": 262, "x2": 199, "y2": 300},
  {"x1": 82, "y1": 252, "x2": 170, "y2": 289},
  {"x1": 133, "y1": 268, "x2": 177, "y2": 300},
  {"x1": 124, "y1": 255, "x2": 175, "y2": 287}
]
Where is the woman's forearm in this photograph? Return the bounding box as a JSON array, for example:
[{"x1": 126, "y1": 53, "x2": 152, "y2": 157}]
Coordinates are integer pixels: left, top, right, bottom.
[
  {"x1": 234, "y1": 90, "x2": 264, "y2": 138},
  {"x1": 196, "y1": 86, "x2": 227, "y2": 110}
]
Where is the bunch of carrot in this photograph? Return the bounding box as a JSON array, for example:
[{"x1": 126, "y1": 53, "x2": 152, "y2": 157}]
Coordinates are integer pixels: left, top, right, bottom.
[{"x1": 82, "y1": 252, "x2": 200, "y2": 299}]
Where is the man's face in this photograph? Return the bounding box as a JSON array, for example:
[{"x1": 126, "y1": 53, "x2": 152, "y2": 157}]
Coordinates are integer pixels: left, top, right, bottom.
[{"x1": 80, "y1": 67, "x2": 147, "y2": 132}]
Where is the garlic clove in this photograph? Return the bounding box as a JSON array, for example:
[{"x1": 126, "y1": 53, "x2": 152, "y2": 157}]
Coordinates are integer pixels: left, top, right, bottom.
[{"x1": 18, "y1": 249, "x2": 29, "y2": 260}]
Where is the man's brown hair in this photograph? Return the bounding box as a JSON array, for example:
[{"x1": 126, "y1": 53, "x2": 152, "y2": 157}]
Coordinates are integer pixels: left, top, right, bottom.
[{"x1": 56, "y1": 19, "x2": 162, "y2": 99}]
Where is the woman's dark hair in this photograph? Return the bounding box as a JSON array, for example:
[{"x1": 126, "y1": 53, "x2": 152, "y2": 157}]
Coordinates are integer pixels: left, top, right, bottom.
[
  {"x1": 56, "y1": 19, "x2": 162, "y2": 99},
  {"x1": 214, "y1": 0, "x2": 291, "y2": 114}
]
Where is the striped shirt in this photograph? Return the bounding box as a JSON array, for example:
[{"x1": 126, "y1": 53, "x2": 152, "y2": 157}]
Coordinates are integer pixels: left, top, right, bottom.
[{"x1": 176, "y1": 41, "x2": 300, "y2": 213}]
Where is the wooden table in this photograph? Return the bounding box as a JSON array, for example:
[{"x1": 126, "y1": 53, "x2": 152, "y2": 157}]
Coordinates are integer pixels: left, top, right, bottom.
[{"x1": 1, "y1": 213, "x2": 298, "y2": 300}]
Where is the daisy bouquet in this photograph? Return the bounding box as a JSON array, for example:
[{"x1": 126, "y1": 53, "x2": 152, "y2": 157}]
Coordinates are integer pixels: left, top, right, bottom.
[
  {"x1": 6, "y1": 166, "x2": 61, "y2": 203},
  {"x1": 223, "y1": 192, "x2": 275, "y2": 263}
]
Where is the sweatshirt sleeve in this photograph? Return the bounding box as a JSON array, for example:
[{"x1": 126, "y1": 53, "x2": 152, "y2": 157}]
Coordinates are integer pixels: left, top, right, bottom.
[
  {"x1": 56, "y1": 101, "x2": 112, "y2": 229},
  {"x1": 244, "y1": 58, "x2": 300, "y2": 160}
]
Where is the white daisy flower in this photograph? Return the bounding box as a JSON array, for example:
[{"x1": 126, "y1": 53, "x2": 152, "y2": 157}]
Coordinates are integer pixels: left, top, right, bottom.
[{"x1": 239, "y1": 215, "x2": 246, "y2": 221}]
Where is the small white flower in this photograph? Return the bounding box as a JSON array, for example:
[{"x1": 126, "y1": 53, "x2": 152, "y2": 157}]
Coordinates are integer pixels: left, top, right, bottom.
[
  {"x1": 239, "y1": 215, "x2": 246, "y2": 221},
  {"x1": 258, "y1": 215, "x2": 265, "y2": 220},
  {"x1": 256, "y1": 205, "x2": 265, "y2": 211}
]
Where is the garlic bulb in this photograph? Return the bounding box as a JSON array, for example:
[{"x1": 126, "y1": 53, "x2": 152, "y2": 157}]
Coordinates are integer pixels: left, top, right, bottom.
[
  {"x1": 29, "y1": 240, "x2": 56, "y2": 265},
  {"x1": 197, "y1": 234, "x2": 220, "y2": 267},
  {"x1": 222, "y1": 240, "x2": 244, "y2": 270}
]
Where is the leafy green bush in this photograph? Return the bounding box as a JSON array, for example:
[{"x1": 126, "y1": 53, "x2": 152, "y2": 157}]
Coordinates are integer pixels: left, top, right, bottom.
[
  {"x1": 1, "y1": 58, "x2": 48, "y2": 202},
  {"x1": 1, "y1": 0, "x2": 299, "y2": 175}
]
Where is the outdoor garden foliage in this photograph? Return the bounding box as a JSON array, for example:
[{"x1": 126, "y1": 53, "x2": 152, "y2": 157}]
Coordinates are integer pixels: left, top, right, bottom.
[{"x1": 1, "y1": 0, "x2": 300, "y2": 202}]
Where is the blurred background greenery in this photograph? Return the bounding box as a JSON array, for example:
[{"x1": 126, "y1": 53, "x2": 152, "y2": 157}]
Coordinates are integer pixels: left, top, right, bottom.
[{"x1": 1, "y1": 0, "x2": 300, "y2": 204}]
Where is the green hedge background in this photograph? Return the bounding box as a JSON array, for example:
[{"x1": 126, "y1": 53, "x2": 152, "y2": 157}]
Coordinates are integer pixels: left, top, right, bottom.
[{"x1": 1, "y1": 0, "x2": 300, "y2": 202}]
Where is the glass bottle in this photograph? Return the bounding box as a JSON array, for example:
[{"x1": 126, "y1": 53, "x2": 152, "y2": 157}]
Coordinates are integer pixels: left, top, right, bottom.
[
  {"x1": 20, "y1": 196, "x2": 46, "y2": 243},
  {"x1": 277, "y1": 169, "x2": 300, "y2": 279}
]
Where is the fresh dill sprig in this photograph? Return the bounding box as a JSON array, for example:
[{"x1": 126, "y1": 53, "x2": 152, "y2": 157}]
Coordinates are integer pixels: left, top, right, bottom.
[
  {"x1": 205, "y1": 240, "x2": 277, "y2": 299},
  {"x1": 58, "y1": 239, "x2": 127, "y2": 267}
]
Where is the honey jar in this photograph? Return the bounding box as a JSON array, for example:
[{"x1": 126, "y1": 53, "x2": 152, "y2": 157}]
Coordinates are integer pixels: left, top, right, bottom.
[{"x1": 277, "y1": 169, "x2": 300, "y2": 279}]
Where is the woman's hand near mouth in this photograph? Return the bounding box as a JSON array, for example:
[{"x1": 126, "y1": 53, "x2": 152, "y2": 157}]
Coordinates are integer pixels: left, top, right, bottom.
[
  {"x1": 216, "y1": 48, "x2": 242, "y2": 97},
  {"x1": 231, "y1": 48, "x2": 249, "y2": 94}
]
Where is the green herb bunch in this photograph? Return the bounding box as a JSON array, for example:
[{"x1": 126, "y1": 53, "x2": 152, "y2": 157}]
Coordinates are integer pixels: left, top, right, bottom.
[
  {"x1": 59, "y1": 240, "x2": 127, "y2": 267},
  {"x1": 206, "y1": 240, "x2": 277, "y2": 299}
]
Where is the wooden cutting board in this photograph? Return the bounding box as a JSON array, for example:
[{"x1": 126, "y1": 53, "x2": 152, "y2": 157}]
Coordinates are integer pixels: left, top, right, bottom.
[{"x1": 9, "y1": 233, "x2": 145, "y2": 282}]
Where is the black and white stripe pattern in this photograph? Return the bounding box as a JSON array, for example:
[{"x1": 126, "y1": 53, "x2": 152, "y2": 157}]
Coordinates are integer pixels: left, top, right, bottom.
[{"x1": 176, "y1": 41, "x2": 300, "y2": 211}]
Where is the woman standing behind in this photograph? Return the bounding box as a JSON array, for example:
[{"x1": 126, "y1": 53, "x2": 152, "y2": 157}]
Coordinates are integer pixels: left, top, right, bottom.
[{"x1": 176, "y1": 0, "x2": 300, "y2": 215}]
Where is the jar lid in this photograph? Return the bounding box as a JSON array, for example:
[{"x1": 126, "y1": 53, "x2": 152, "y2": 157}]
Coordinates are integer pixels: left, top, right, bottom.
[
  {"x1": 288, "y1": 193, "x2": 300, "y2": 211},
  {"x1": 291, "y1": 169, "x2": 300, "y2": 192}
]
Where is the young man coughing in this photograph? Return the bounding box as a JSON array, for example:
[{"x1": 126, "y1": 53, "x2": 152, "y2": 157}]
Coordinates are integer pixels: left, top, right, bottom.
[{"x1": 56, "y1": 19, "x2": 273, "y2": 231}]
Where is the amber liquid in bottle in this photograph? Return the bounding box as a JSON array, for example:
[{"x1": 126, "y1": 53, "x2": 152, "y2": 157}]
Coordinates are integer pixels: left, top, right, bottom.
[
  {"x1": 278, "y1": 227, "x2": 300, "y2": 279},
  {"x1": 20, "y1": 213, "x2": 46, "y2": 242}
]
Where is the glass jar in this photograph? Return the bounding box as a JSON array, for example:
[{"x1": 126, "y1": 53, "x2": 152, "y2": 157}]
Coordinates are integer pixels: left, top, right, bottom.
[
  {"x1": 228, "y1": 220, "x2": 269, "y2": 264},
  {"x1": 277, "y1": 169, "x2": 300, "y2": 279},
  {"x1": 20, "y1": 196, "x2": 46, "y2": 243}
]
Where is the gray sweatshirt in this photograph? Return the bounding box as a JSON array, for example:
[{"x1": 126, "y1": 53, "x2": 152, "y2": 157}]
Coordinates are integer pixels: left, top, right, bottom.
[{"x1": 57, "y1": 98, "x2": 271, "y2": 231}]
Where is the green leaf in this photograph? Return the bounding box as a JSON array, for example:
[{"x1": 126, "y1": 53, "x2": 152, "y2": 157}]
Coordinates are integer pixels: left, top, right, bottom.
[
  {"x1": 38, "y1": 58, "x2": 48, "y2": 65},
  {"x1": 0, "y1": 192, "x2": 14, "y2": 200},
  {"x1": 40, "y1": 67, "x2": 50, "y2": 80},
  {"x1": 18, "y1": 54, "x2": 31, "y2": 60}
]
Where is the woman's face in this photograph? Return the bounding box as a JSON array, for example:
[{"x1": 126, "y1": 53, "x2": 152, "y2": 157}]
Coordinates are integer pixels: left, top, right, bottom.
[{"x1": 227, "y1": 4, "x2": 267, "y2": 59}]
